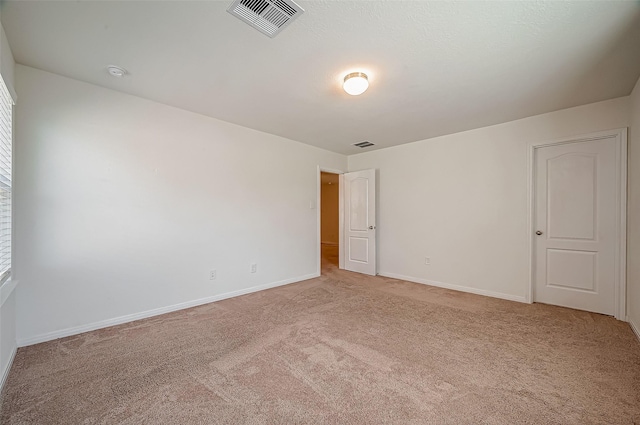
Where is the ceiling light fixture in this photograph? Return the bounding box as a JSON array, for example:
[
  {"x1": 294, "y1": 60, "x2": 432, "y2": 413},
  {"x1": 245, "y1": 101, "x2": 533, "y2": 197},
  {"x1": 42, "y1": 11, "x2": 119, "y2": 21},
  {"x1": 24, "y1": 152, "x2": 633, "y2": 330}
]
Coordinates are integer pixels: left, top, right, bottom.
[
  {"x1": 343, "y1": 72, "x2": 369, "y2": 96},
  {"x1": 107, "y1": 65, "x2": 127, "y2": 78}
]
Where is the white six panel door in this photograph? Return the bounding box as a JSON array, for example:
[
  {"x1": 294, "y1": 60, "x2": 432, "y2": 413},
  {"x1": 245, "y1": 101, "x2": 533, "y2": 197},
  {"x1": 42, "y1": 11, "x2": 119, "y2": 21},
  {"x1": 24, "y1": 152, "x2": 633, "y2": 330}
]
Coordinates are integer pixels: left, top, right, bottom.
[
  {"x1": 344, "y1": 169, "x2": 376, "y2": 276},
  {"x1": 534, "y1": 137, "x2": 619, "y2": 315}
]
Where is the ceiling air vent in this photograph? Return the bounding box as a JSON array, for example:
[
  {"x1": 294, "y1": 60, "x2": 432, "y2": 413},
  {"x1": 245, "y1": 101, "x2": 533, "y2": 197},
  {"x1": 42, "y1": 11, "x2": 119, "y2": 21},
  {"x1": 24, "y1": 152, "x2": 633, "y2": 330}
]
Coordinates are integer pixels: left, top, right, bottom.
[
  {"x1": 227, "y1": 0, "x2": 304, "y2": 38},
  {"x1": 353, "y1": 141, "x2": 375, "y2": 148}
]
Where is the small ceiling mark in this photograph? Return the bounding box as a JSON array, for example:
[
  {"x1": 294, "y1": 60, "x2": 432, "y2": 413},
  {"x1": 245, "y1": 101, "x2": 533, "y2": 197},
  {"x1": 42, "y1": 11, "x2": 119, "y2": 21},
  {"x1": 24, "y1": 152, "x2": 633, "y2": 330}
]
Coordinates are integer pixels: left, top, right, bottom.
[
  {"x1": 353, "y1": 141, "x2": 375, "y2": 148},
  {"x1": 106, "y1": 65, "x2": 127, "y2": 77}
]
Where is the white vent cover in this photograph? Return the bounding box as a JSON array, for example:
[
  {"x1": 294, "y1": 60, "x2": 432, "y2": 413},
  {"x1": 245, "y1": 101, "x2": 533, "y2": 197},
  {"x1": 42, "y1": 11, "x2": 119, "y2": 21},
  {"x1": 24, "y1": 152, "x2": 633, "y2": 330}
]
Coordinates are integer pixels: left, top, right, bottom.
[
  {"x1": 228, "y1": 0, "x2": 304, "y2": 38},
  {"x1": 353, "y1": 141, "x2": 375, "y2": 148}
]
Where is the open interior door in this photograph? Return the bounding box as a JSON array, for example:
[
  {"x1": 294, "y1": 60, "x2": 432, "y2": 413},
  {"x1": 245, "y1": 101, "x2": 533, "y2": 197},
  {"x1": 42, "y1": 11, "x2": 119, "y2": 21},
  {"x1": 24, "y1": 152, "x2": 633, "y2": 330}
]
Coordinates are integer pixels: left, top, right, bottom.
[{"x1": 344, "y1": 169, "x2": 376, "y2": 275}]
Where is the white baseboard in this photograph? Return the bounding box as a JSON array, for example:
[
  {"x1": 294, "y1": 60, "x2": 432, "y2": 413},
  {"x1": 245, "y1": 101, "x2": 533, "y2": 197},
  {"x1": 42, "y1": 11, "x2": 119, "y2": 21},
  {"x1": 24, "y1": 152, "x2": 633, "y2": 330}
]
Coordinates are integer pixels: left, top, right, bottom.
[
  {"x1": 0, "y1": 345, "x2": 17, "y2": 391},
  {"x1": 378, "y1": 271, "x2": 528, "y2": 304},
  {"x1": 18, "y1": 273, "x2": 320, "y2": 347},
  {"x1": 628, "y1": 316, "x2": 640, "y2": 343}
]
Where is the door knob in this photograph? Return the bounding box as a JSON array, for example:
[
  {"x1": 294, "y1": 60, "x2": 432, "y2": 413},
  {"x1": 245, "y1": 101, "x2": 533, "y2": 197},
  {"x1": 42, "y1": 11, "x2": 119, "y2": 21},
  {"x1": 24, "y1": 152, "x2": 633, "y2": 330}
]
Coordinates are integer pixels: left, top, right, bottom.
[
  {"x1": 369, "y1": 225, "x2": 376, "y2": 230},
  {"x1": 536, "y1": 230, "x2": 543, "y2": 235}
]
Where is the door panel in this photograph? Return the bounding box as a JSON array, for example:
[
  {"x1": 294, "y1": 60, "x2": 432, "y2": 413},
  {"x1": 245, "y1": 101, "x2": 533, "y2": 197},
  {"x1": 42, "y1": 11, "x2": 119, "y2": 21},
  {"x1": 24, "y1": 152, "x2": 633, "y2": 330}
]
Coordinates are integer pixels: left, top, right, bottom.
[
  {"x1": 348, "y1": 237, "x2": 369, "y2": 263},
  {"x1": 547, "y1": 154, "x2": 597, "y2": 240},
  {"x1": 349, "y1": 177, "x2": 369, "y2": 231},
  {"x1": 546, "y1": 249, "x2": 596, "y2": 292},
  {"x1": 534, "y1": 137, "x2": 618, "y2": 315},
  {"x1": 344, "y1": 169, "x2": 376, "y2": 275}
]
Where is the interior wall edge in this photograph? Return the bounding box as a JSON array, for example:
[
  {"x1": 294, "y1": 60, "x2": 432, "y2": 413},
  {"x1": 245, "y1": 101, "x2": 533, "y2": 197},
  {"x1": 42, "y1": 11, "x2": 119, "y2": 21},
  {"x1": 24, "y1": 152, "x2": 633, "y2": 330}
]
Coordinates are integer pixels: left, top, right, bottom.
[{"x1": 626, "y1": 73, "x2": 640, "y2": 332}]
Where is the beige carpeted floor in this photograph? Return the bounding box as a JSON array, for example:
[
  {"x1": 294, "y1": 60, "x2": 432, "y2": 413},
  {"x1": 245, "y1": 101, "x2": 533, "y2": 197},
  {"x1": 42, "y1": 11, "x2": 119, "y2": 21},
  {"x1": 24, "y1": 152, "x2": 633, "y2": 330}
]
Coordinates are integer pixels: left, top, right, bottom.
[{"x1": 1, "y1": 245, "x2": 639, "y2": 424}]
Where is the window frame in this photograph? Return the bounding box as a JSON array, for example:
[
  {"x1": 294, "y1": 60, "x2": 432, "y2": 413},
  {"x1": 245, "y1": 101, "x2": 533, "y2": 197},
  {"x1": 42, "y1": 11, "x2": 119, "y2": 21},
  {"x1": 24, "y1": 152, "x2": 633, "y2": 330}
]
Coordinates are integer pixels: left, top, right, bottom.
[{"x1": 0, "y1": 74, "x2": 14, "y2": 287}]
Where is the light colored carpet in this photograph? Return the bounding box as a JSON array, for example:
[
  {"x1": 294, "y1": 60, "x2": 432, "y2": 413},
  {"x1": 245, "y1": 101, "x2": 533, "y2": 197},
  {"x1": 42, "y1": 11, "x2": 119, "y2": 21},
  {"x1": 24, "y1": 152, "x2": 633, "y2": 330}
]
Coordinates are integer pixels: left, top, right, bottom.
[{"x1": 1, "y1": 245, "x2": 639, "y2": 424}]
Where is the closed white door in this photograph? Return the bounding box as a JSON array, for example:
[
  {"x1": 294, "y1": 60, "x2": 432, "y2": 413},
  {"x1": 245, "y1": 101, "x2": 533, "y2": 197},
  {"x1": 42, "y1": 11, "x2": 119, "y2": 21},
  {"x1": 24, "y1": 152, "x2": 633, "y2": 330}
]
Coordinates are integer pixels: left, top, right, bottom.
[
  {"x1": 534, "y1": 136, "x2": 622, "y2": 316},
  {"x1": 344, "y1": 169, "x2": 376, "y2": 275}
]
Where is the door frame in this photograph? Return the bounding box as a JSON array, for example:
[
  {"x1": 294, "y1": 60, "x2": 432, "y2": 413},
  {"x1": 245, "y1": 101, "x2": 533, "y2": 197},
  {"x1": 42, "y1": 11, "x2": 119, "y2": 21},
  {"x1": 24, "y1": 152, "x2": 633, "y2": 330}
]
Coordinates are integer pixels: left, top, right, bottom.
[
  {"x1": 527, "y1": 128, "x2": 627, "y2": 320},
  {"x1": 342, "y1": 168, "x2": 377, "y2": 276},
  {"x1": 317, "y1": 166, "x2": 345, "y2": 275}
]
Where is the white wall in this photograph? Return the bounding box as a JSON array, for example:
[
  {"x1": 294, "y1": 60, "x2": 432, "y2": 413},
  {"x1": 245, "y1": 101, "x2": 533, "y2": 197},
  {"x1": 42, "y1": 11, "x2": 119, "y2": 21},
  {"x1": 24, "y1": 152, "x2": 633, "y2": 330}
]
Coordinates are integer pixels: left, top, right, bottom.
[
  {"x1": 14, "y1": 65, "x2": 346, "y2": 345},
  {"x1": 628, "y1": 76, "x2": 640, "y2": 338},
  {"x1": 0, "y1": 17, "x2": 16, "y2": 388},
  {"x1": 349, "y1": 97, "x2": 630, "y2": 302}
]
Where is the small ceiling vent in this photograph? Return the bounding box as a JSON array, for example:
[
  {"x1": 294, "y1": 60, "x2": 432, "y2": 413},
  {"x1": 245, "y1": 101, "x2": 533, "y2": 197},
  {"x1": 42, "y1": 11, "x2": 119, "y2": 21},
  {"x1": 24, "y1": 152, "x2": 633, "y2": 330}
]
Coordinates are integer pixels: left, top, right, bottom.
[
  {"x1": 228, "y1": 0, "x2": 304, "y2": 38},
  {"x1": 353, "y1": 141, "x2": 375, "y2": 148}
]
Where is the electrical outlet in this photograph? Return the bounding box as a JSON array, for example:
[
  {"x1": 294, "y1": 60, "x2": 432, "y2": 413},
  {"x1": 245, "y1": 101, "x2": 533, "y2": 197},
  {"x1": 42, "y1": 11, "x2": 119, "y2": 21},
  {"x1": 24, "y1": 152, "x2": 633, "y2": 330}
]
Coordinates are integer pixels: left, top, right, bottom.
[
  {"x1": 424, "y1": 257, "x2": 431, "y2": 266},
  {"x1": 250, "y1": 263, "x2": 257, "y2": 273},
  {"x1": 209, "y1": 270, "x2": 217, "y2": 280}
]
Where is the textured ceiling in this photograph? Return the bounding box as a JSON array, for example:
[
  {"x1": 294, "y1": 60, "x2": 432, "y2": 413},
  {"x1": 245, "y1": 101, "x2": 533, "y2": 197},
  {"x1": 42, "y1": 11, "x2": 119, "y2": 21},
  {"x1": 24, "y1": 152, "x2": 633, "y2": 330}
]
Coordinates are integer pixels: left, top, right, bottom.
[{"x1": 2, "y1": 1, "x2": 640, "y2": 155}]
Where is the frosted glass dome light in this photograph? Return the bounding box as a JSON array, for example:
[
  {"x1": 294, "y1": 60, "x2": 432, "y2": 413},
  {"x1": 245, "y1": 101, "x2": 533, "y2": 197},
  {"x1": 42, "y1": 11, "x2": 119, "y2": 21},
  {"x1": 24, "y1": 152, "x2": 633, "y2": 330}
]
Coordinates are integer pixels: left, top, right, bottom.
[{"x1": 343, "y1": 72, "x2": 369, "y2": 95}]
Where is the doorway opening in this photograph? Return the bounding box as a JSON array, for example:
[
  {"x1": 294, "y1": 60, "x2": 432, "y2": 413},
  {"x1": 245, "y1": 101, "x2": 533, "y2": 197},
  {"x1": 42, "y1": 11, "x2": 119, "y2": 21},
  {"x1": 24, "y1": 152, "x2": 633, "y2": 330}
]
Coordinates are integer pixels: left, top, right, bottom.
[
  {"x1": 320, "y1": 171, "x2": 340, "y2": 275},
  {"x1": 316, "y1": 166, "x2": 377, "y2": 277}
]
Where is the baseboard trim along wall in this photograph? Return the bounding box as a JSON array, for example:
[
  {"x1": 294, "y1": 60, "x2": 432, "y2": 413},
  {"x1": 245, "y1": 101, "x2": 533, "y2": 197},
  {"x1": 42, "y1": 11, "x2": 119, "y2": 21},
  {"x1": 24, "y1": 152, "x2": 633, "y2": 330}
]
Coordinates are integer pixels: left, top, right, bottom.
[
  {"x1": 0, "y1": 346, "x2": 17, "y2": 391},
  {"x1": 378, "y1": 272, "x2": 528, "y2": 304},
  {"x1": 629, "y1": 317, "x2": 640, "y2": 343},
  {"x1": 18, "y1": 273, "x2": 320, "y2": 347}
]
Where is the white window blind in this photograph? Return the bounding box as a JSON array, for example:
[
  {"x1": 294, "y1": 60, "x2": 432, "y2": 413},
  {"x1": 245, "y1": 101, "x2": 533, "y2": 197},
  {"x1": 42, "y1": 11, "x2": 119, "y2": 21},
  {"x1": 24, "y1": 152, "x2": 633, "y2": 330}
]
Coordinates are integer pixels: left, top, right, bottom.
[{"x1": 0, "y1": 75, "x2": 12, "y2": 284}]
